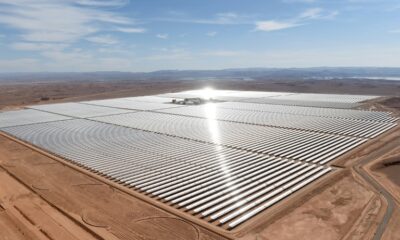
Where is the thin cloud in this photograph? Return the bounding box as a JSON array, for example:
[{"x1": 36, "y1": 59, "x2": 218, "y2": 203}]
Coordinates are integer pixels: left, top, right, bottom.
[
  {"x1": 300, "y1": 8, "x2": 338, "y2": 19},
  {"x1": 0, "y1": 0, "x2": 138, "y2": 44},
  {"x1": 256, "y1": 21, "x2": 301, "y2": 31},
  {"x1": 11, "y1": 42, "x2": 68, "y2": 51},
  {"x1": 207, "y1": 31, "x2": 218, "y2": 37},
  {"x1": 299, "y1": 8, "x2": 323, "y2": 19},
  {"x1": 256, "y1": 8, "x2": 338, "y2": 32},
  {"x1": 86, "y1": 35, "x2": 119, "y2": 44},
  {"x1": 156, "y1": 34, "x2": 169, "y2": 39},
  {"x1": 75, "y1": 0, "x2": 129, "y2": 7},
  {"x1": 153, "y1": 12, "x2": 253, "y2": 25},
  {"x1": 116, "y1": 27, "x2": 146, "y2": 33},
  {"x1": 201, "y1": 50, "x2": 246, "y2": 57}
]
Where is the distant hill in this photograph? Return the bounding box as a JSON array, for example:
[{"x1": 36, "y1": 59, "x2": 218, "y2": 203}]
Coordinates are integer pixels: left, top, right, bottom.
[{"x1": 1, "y1": 67, "x2": 400, "y2": 83}]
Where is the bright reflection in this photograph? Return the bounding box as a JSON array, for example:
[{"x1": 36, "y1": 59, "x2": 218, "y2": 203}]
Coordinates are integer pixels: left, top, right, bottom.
[
  {"x1": 201, "y1": 87, "x2": 216, "y2": 100},
  {"x1": 204, "y1": 103, "x2": 232, "y2": 178},
  {"x1": 204, "y1": 103, "x2": 217, "y2": 119}
]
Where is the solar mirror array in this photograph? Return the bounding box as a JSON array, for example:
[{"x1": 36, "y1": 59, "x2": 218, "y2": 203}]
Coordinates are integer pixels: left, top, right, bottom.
[{"x1": 0, "y1": 90, "x2": 397, "y2": 230}]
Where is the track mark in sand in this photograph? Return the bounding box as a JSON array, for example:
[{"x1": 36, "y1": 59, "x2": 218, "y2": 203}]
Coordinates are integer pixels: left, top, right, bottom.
[
  {"x1": 82, "y1": 210, "x2": 109, "y2": 228},
  {"x1": 13, "y1": 205, "x2": 36, "y2": 226},
  {"x1": 72, "y1": 183, "x2": 115, "y2": 195},
  {"x1": 342, "y1": 196, "x2": 381, "y2": 240},
  {"x1": 2, "y1": 164, "x2": 16, "y2": 168},
  {"x1": 134, "y1": 217, "x2": 200, "y2": 240},
  {"x1": 31, "y1": 179, "x2": 53, "y2": 191},
  {"x1": 32, "y1": 162, "x2": 58, "y2": 166},
  {"x1": 71, "y1": 183, "x2": 103, "y2": 187},
  {"x1": 40, "y1": 228, "x2": 56, "y2": 240},
  {"x1": 32, "y1": 183, "x2": 50, "y2": 191}
]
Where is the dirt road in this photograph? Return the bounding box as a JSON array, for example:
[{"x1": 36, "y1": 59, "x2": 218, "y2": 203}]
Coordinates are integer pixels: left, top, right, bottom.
[{"x1": 353, "y1": 136, "x2": 400, "y2": 240}]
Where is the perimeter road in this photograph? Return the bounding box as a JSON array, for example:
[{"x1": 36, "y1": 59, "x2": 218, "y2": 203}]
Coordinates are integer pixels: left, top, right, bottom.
[{"x1": 352, "y1": 136, "x2": 400, "y2": 240}]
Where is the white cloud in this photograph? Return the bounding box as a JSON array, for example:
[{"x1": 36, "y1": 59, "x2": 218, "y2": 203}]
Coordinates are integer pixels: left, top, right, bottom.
[
  {"x1": 154, "y1": 12, "x2": 252, "y2": 25},
  {"x1": 189, "y1": 12, "x2": 243, "y2": 25},
  {"x1": 300, "y1": 8, "x2": 323, "y2": 19},
  {"x1": 300, "y1": 8, "x2": 338, "y2": 20},
  {"x1": 7, "y1": 47, "x2": 137, "y2": 72},
  {"x1": 256, "y1": 8, "x2": 338, "y2": 32},
  {"x1": 256, "y1": 21, "x2": 300, "y2": 31},
  {"x1": 201, "y1": 50, "x2": 246, "y2": 57},
  {"x1": 86, "y1": 35, "x2": 119, "y2": 44},
  {"x1": 11, "y1": 42, "x2": 68, "y2": 51},
  {"x1": 116, "y1": 27, "x2": 146, "y2": 33},
  {"x1": 389, "y1": 29, "x2": 400, "y2": 33},
  {"x1": 207, "y1": 31, "x2": 218, "y2": 37},
  {"x1": 156, "y1": 34, "x2": 169, "y2": 39},
  {"x1": 98, "y1": 46, "x2": 129, "y2": 54},
  {"x1": 213, "y1": 12, "x2": 239, "y2": 24},
  {"x1": 0, "y1": 0, "x2": 137, "y2": 43},
  {"x1": 75, "y1": 0, "x2": 129, "y2": 7}
]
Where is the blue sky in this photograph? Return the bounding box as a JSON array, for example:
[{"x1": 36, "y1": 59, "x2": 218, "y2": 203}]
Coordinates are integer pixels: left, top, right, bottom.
[{"x1": 0, "y1": 0, "x2": 399, "y2": 72}]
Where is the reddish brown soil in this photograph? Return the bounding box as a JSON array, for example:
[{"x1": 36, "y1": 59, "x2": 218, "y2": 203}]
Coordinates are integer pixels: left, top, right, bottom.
[
  {"x1": 369, "y1": 148, "x2": 400, "y2": 205},
  {"x1": 382, "y1": 207, "x2": 400, "y2": 240},
  {"x1": 375, "y1": 156, "x2": 400, "y2": 187},
  {"x1": 379, "y1": 97, "x2": 400, "y2": 110},
  {"x1": 237, "y1": 174, "x2": 379, "y2": 240},
  {"x1": 364, "y1": 136, "x2": 400, "y2": 240}
]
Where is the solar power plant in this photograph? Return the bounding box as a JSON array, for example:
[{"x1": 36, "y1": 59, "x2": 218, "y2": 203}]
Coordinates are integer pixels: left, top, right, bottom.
[
  {"x1": 124, "y1": 96, "x2": 181, "y2": 103},
  {"x1": 267, "y1": 93, "x2": 379, "y2": 103},
  {"x1": 0, "y1": 109, "x2": 71, "y2": 128},
  {"x1": 2, "y1": 119, "x2": 332, "y2": 229},
  {"x1": 156, "y1": 105, "x2": 397, "y2": 138},
  {"x1": 157, "y1": 90, "x2": 379, "y2": 109},
  {"x1": 82, "y1": 97, "x2": 183, "y2": 111},
  {"x1": 215, "y1": 102, "x2": 397, "y2": 122},
  {"x1": 30, "y1": 102, "x2": 135, "y2": 118},
  {"x1": 93, "y1": 111, "x2": 369, "y2": 164},
  {"x1": 0, "y1": 89, "x2": 397, "y2": 230},
  {"x1": 238, "y1": 98, "x2": 361, "y2": 109}
]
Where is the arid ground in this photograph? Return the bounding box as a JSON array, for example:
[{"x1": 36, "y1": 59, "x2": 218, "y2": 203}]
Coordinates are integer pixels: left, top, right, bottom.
[{"x1": 0, "y1": 78, "x2": 399, "y2": 240}]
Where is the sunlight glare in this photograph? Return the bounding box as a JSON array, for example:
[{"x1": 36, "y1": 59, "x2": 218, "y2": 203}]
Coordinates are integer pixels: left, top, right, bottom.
[{"x1": 201, "y1": 87, "x2": 215, "y2": 100}]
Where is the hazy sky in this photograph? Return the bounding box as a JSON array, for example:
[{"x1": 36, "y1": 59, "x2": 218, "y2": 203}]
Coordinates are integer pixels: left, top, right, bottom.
[{"x1": 0, "y1": 0, "x2": 399, "y2": 72}]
